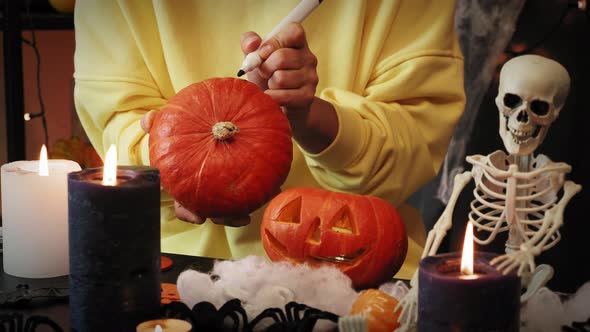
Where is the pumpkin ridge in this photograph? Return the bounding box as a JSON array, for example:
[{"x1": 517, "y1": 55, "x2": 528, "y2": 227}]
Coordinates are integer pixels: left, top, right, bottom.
[
  {"x1": 231, "y1": 125, "x2": 292, "y2": 137},
  {"x1": 227, "y1": 78, "x2": 251, "y2": 120},
  {"x1": 231, "y1": 85, "x2": 278, "y2": 122},
  {"x1": 200, "y1": 80, "x2": 219, "y2": 123},
  {"x1": 163, "y1": 139, "x2": 210, "y2": 202},
  {"x1": 190, "y1": 139, "x2": 215, "y2": 211},
  {"x1": 159, "y1": 134, "x2": 211, "y2": 161},
  {"x1": 230, "y1": 104, "x2": 291, "y2": 132},
  {"x1": 206, "y1": 78, "x2": 238, "y2": 123},
  {"x1": 235, "y1": 136, "x2": 290, "y2": 185},
  {"x1": 200, "y1": 140, "x2": 266, "y2": 215},
  {"x1": 164, "y1": 102, "x2": 211, "y2": 134},
  {"x1": 156, "y1": 131, "x2": 211, "y2": 140}
]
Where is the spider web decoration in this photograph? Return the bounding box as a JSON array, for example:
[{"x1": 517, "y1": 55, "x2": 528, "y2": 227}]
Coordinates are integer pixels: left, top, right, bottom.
[
  {"x1": 0, "y1": 312, "x2": 64, "y2": 332},
  {"x1": 161, "y1": 299, "x2": 339, "y2": 332}
]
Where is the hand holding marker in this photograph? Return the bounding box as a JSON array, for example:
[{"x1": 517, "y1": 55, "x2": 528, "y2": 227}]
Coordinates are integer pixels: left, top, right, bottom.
[{"x1": 237, "y1": 0, "x2": 323, "y2": 77}]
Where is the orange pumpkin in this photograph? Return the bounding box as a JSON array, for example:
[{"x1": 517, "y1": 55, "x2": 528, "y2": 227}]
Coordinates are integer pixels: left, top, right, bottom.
[
  {"x1": 50, "y1": 136, "x2": 102, "y2": 169},
  {"x1": 261, "y1": 187, "x2": 407, "y2": 288},
  {"x1": 149, "y1": 78, "x2": 293, "y2": 218},
  {"x1": 49, "y1": 0, "x2": 75, "y2": 13},
  {"x1": 350, "y1": 289, "x2": 401, "y2": 332}
]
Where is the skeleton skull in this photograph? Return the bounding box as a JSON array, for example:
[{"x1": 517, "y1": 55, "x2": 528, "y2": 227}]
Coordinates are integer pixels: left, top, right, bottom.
[{"x1": 496, "y1": 55, "x2": 570, "y2": 156}]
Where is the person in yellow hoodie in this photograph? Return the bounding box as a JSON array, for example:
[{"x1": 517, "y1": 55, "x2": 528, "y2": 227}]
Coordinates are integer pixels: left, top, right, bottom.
[{"x1": 73, "y1": 0, "x2": 465, "y2": 280}]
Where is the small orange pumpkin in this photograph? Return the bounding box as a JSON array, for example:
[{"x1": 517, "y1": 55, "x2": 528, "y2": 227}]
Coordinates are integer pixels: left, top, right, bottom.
[
  {"x1": 261, "y1": 187, "x2": 407, "y2": 288},
  {"x1": 149, "y1": 78, "x2": 293, "y2": 218},
  {"x1": 350, "y1": 289, "x2": 401, "y2": 332},
  {"x1": 50, "y1": 136, "x2": 102, "y2": 169}
]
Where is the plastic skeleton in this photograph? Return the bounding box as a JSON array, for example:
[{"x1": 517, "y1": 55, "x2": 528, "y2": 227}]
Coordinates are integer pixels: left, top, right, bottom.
[{"x1": 396, "y1": 54, "x2": 582, "y2": 330}]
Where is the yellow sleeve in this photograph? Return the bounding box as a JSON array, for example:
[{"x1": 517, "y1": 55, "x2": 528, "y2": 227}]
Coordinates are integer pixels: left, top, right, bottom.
[
  {"x1": 302, "y1": 0, "x2": 466, "y2": 207},
  {"x1": 73, "y1": 1, "x2": 173, "y2": 165}
]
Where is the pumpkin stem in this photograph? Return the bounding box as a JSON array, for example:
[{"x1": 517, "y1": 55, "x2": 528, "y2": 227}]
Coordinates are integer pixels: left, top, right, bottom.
[{"x1": 212, "y1": 121, "x2": 239, "y2": 141}]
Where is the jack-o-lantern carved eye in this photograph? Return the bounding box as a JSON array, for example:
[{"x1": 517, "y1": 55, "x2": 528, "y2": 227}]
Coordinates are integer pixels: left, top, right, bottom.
[
  {"x1": 330, "y1": 206, "x2": 357, "y2": 235},
  {"x1": 274, "y1": 196, "x2": 302, "y2": 223}
]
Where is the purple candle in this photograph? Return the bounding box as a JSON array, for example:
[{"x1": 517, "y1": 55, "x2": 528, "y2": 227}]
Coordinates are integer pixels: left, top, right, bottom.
[
  {"x1": 418, "y1": 253, "x2": 520, "y2": 331},
  {"x1": 68, "y1": 146, "x2": 161, "y2": 332}
]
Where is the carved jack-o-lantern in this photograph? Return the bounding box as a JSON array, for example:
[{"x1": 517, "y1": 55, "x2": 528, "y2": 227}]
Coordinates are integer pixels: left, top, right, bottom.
[{"x1": 261, "y1": 187, "x2": 408, "y2": 288}]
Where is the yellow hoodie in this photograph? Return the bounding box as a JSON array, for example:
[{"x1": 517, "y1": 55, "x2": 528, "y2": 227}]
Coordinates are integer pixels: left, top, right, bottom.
[{"x1": 74, "y1": 0, "x2": 465, "y2": 279}]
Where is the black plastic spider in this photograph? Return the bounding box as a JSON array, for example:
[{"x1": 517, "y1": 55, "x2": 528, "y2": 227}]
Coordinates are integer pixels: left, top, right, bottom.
[
  {"x1": 244, "y1": 301, "x2": 339, "y2": 332},
  {"x1": 0, "y1": 312, "x2": 63, "y2": 332},
  {"x1": 162, "y1": 299, "x2": 247, "y2": 332},
  {"x1": 562, "y1": 317, "x2": 590, "y2": 332}
]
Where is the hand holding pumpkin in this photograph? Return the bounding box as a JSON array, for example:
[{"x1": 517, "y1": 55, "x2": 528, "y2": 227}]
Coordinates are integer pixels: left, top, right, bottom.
[
  {"x1": 141, "y1": 109, "x2": 252, "y2": 227},
  {"x1": 143, "y1": 78, "x2": 292, "y2": 226}
]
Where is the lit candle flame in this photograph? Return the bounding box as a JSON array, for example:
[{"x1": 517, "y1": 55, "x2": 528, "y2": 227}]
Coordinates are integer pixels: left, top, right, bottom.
[
  {"x1": 155, "y1": 325, "x2": 163, "y2": 332},
  {"x1": 102, "y1": 144, "x2": 117, "y2": 186},
  {"x1": 39, "y1": 144, "x2": 49, "y2": 176},
  {"x1": 460, "y1": 222, "x2": 474, "y2": 275}
]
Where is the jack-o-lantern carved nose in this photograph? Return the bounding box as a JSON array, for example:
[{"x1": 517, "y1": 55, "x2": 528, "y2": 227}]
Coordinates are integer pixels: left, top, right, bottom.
[
  {"x1": 517, "y1": 110, "x2": 528, "y2": 123},
  {"x1": 307, "y1": 218, "x2": 321, "y2": 244}
]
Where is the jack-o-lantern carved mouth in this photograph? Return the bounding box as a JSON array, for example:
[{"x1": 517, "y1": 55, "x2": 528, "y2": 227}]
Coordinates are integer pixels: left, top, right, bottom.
[
  {"x1": 309, "y1": 248, "x2": 367, "y2": 265},
  {"x1": 264, "y1": 229, "x2": 368, "y2": 265}
]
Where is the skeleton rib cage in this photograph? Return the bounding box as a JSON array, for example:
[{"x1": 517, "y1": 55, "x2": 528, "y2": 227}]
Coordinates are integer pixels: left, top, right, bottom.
[{"x1": 466, "y1": 151, "x2": 571, "y2": 252}]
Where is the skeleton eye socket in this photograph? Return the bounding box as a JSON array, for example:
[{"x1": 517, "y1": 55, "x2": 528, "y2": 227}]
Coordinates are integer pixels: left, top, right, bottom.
[
  {"x1": 530, "y1": 100, "x2": 550, "y2": 116},
  {"x1": 503, "y1": 93, "x2": 522, "y2": 108}
]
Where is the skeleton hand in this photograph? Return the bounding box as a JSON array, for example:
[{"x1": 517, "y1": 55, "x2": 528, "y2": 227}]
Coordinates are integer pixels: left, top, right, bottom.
[
  {"x1": 394, "y1": 273, "x2": 419, "y2": 331},
  {"x1": 423, "y1": 211, "x2": 452, "y2": 257},
  {"x1": 491, "y1": 244, "x2": 540, "y2": 276},
  {"x1": 394, "y1": 286, "x2": 418, "y2": 331}
]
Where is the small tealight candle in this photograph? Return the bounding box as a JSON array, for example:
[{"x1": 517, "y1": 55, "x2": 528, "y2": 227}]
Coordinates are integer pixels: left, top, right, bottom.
[
  {"x1": 136, "y1": 319, "x2": 192, "y2": 332},
  {"x1": 68, "y1": 145, "x2": 161, "y2": 332},
  {"x1": 1, "y1": 145, "x2": 81, "y2": 278},
  {"x1": 418, "y1": 223, "x2": 521, "y2": 331}
]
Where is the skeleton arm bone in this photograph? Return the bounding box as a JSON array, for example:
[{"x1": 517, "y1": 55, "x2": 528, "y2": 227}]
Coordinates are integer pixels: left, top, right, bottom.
[
  {"x1": 491, "y1": 181, "x2": 582, "y2": 275},
  {"x1": 424, "y1": 171, "x2": 473, "y2": 257},
  {"x1": 526, "y1": 181, "x2": 581, "y2": 250},
  {"x1": 395, "y1": 172, "x2": 472, "y2": 330}
]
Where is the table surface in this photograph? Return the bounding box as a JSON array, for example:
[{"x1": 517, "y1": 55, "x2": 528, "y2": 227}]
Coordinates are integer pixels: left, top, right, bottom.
[{"x1": 0, "y1": 252, "x2": 217, "y2": 330}]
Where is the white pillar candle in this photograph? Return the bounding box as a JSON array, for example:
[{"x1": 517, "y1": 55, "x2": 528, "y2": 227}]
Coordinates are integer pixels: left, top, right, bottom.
[{"x1": 1, "y1": 154, "x2": 81, "y2": 278}]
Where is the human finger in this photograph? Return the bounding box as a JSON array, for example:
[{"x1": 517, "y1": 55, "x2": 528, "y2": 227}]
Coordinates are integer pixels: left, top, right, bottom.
[
  {"x1": 267, "y1": 70, "x2": 306, "y2": 90},
  {"x1": 257, "y1": 22, "x2": 307, "y2": 60},
  {"x1": 140, "y1": 109, "x2": 157, "y2": 133},
  {"x1": 240, "y1": 31, "x2": 262, "y2": 55},
  {"x1": 174, "y1": 201, "x2": 206, "y2": 224},
  {"x1": 265, "y1": 85, "x2": 316, "y2": 109},
  {"x1": 259, "y1": 48, "x2": 306, "y2": 75}
]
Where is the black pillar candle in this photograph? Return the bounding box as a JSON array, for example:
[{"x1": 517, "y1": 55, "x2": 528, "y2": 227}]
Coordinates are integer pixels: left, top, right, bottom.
[
  {"x1": 418, "y1": 252, "x2": 521, "y2": 332},
  {"x1": 68, "y1": 166, "x2": 161, "y2": 332}
]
